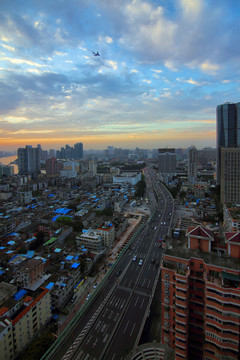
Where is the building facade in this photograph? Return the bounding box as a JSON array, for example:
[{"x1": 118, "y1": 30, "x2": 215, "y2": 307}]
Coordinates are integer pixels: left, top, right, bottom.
[
  {"x1": 158, "y1": 149, "x2": 176, "y2": 174},
  {"x1": 188, "y1": 146, "x2": 198, "y2": 183},
  {"x1": 46, "y1": 157, "x2": 63, "y2": 176},
  {"x1": 76, "y1": 230, "x2": 103, "y2": 253},
  {"x1": 17, "y1": 145, "x2": 41, "y2": 178},
  {"x1": 0, "y1": 287, "x2": 51, "y2": 360},
  {"x1": 216, "y1": 102, "x2": 240, "y2": 185},
  {"x1": 161, "y1": 225, "x2": 240, "y2": 360},
  {"x1": 220, "y1": 147, "x2": 240, "y2": 204},
  {"x1": 96, "y1": 223, "x2": 115, "y2": 248}
]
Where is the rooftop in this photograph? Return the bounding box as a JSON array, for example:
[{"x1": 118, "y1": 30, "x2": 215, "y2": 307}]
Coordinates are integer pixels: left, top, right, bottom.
[{"x1": 164, "y1": 236, "x2": 240, "y2": 270}]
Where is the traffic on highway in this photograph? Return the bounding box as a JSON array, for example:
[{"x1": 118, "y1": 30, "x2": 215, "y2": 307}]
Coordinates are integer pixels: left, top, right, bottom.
[{"x1": 42, "y1": 167, "x2": 174, "y2": 360}]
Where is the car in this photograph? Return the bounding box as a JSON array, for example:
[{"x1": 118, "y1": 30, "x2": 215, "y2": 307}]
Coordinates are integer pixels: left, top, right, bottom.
[
  {"x1": 71, "y1": 295, "x2": 77, "y2": 303},
  {"x1": 86, "y1": 294, "x2": 91, "y2": 301},
  {"x1": 139, "y1": 259, "x2": 143, "y2": 266},
  {"x1": 132, "y1": 255, "x2": 137, "y2": 261}
]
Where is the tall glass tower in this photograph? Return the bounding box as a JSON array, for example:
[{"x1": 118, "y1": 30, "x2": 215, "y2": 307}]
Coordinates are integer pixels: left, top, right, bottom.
[{"x1": 216, "y1": 102, "x2": 240, "y2": 184}]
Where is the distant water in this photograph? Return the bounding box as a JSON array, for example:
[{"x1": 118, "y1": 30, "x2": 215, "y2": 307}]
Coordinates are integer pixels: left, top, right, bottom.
[
  {"x1": 0, "y1": 155, "x2": 18, "y2": 174},
  {"x1": 0, "y1": 155, "x2": 46, "y2": 175}
]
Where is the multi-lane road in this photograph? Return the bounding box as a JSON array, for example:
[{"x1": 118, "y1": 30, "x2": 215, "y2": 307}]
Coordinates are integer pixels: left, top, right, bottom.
[{"x1": 42, "y1": 167, "x2": 174, "y2": 360}]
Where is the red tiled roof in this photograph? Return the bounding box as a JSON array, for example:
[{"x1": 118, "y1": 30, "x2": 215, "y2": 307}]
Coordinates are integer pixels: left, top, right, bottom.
[
  {"x1": 12, "y1": 288, "x2": 49, "y2": 325},
  {"x1": 0, "y1": 307, "x2": 8, "y2": 316},
  {"x1": 24, "y1": 296, "x2": 33, "y2": 303},
  {"x1": 225, "y1": 232, "x2": 240, "y2": 244},
  {"x1": 186, "y1": 225, "x2": 213, "y2": 239}
]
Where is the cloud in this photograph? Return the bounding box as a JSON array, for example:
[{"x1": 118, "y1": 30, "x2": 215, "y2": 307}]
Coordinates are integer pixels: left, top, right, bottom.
[
  {"x1": 1, "y1": 43, "x2": 15, "y2": 52},
  {"x1": 180, "y1": 0, "x2": 203, "y2": 18},
  {"x1": 200, "y1": 61, "x2": 220, "y2": 75},
  {"x1": 177, "y1": 77, "x2": 202, "y2": 86}
]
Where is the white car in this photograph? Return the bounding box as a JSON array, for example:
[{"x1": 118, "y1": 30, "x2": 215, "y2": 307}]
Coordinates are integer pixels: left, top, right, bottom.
[
  {"x1": 139, "y1": 259, "x2": 143, "y2": 266},
  {"x1": 133, "y1": 255, "x2": 137, "y2": 261}
]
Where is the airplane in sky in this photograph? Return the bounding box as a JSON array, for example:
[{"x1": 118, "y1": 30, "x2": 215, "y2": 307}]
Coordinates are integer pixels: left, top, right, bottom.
[{"x1": 92, "y1": 51, "x2": 100, "y2": 56}]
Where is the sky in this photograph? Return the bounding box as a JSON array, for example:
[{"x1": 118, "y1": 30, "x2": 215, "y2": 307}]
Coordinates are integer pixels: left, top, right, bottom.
[{"x1": 1, "y1": 0, "x2": 240, "y2": 152}]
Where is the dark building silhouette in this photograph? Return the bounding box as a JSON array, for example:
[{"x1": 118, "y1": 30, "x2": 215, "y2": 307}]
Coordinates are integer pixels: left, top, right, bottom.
[{"x1": 17, "y1": 145, "x2": 40, "y2": 178}]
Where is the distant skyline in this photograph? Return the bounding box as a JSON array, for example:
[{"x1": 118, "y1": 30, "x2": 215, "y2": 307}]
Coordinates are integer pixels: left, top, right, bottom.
[{"x1": 1, "y1": 0, "x2": 240, "y2": 152}]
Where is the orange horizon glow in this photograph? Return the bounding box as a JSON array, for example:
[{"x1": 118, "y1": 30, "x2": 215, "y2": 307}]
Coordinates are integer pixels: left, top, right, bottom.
[{"x1": 0, "y1": 129, "x2": 216, "y2": 152}]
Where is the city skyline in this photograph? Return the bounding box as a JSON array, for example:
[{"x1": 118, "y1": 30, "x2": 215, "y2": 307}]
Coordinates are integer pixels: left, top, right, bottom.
[{"x1": 1, "y1": 0, "x2": 240, "y2": 151}]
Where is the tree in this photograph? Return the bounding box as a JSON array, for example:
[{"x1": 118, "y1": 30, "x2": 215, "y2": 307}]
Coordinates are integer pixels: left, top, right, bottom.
[
  {"x1": 56, "y1": 216, "x2": 73, "y2": 226},
  {"x1": 73, "y1": 221, "x2": 83, "y2": 232}
]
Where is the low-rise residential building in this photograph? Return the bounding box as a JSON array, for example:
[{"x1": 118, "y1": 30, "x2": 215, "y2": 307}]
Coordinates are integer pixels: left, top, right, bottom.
[
  {"x1": 15, "y1": 258, "x2": 48, "y2": 290},
  {"x1": 224, "y1": 205, "x2": 240, "y2": 232},
  {"x1": 50, "y1": 276, "x2": 74, "y2": 310},
  {"x1": 96, "y1": 222, "x2": 115, "y2": 248},
  {"x1": 113, "y1": 172, "x2": 141, "y2": 185},
  {"x1": 17, "y1": 190, "x2": 32, "y2": 204},
  {"x1": 76, "y1": 229, "x2": 103, "y2": 254}
]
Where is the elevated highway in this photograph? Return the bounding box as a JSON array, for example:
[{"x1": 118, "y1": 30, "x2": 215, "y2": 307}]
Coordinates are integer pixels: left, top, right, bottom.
[{"x1": 42, "y1": 167, "x2": 174, "y2": 360}]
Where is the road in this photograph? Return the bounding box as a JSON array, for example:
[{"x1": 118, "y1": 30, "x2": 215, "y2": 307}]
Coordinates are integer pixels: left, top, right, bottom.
[{"x1": 42, "y1": 167, "x2": 174, "y2": 360}]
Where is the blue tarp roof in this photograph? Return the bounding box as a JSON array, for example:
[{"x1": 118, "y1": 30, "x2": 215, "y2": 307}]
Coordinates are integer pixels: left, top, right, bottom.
[
  {"x1": 55, "y1": 208, "x2": 71, "y2": 215},
  {"x1": 71, "y1": 262, "x2": 80, "y2": 269},
  {"x1": 7, "y1": 241, "x2": 15, "y2": 245},
  {"x1": 54, "y1": 248, "x2": 61, "y2": 253},
  {"x1": 46, "y1": 282, "x2": 55, "y2": 290},
  {"x1": 14, "y1": 289, "x2": 27, "y2": 301},
  {"x1": 0, "y1": 270, "x2": 5, "y2": 275},
  {"x1": 73, "y1": 255, "x2": 79, "y2": 260},
  {"x1": 9, "y1": 254, "x2": 18, "y2": 262},
  {"x1": 25, "y1": 237, "x2": 36, "y2": 243},
  {"x1": 66, "y1": 255, "x2": 73, "y2": 261},
  {"x1": 26, "y1": 250, "x2": 35, "y2": 258},
  {"x1": 52, "y1": 215, "x2": 60, "y2": 221},
  {"x1": 52, "y1": 314, "x2": 59, "y2": 320}
]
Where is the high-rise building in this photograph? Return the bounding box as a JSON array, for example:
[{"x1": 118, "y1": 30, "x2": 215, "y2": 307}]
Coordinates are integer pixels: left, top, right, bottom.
[
  {"x1": 158, "y1": 148, "x2": 176, "y2": 173},
  {"x1": 216, "y1": 102, "x2": 240, "y2": 184},
  {"x1": 161, "y1": 225, "x2": 240, "y2": 360},
  {"x1": 56, "y1": 143, "x2": 83, "y2": 160},
  {"x1": 74, "y1": 142, "x2": 83, "y2": 159},
  {"x1": 188, "y1": 146, "x2": 198, "y2": 183},
  {"x1": 220, "y1": 147, "x2": 240, "y2": 204},
  {"x1": 0, "y1": 164, "x2": 14, "y2": 178},
  {"x1": 46, "y1": 157, "x2": 63, "y2": 176},
  {"x1": 17, "y1": 145, "x2": 40, "y2": 178}
]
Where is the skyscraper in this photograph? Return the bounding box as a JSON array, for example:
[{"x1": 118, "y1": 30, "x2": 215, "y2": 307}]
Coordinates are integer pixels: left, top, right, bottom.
[
  {"x1": 17, "y1": 145, "x2": 40, "y2": 178},
  {"x1": 216, "y1": 102, "x2": 240, "y2": 184},
  {"x1": 158, "y1": 148, "x2": 176, "y2": 174},
  {"x1": 74, "y1": 142, "x2": 83, "y2": 159},
  {"x1": 188, "y1": 145, "x2": 198, "y2": 183}
]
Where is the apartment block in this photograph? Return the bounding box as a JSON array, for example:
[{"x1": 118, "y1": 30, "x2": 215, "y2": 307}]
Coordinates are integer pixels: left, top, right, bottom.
[
  {"x1": 0, "y1": 287, "x2": 51, "y2": 360},
  {"x1": 161, "y1": 225, "x2": 240, "y2": 360},
  {"x1": 224, "y1": 205, "x2": 240, "y2": 232},
  {"x1": 220, "y1": 147, "x2": 240, "y2": 205},
  {"x1": 76, "y1": 229, "x2": 103, "y2": 253},
  {"x1": 96, "y1": 222, "x2": 115, "y2": 248},
  {"x1": 15, "y1": 258, "x2": 47, "y2": 290}
]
